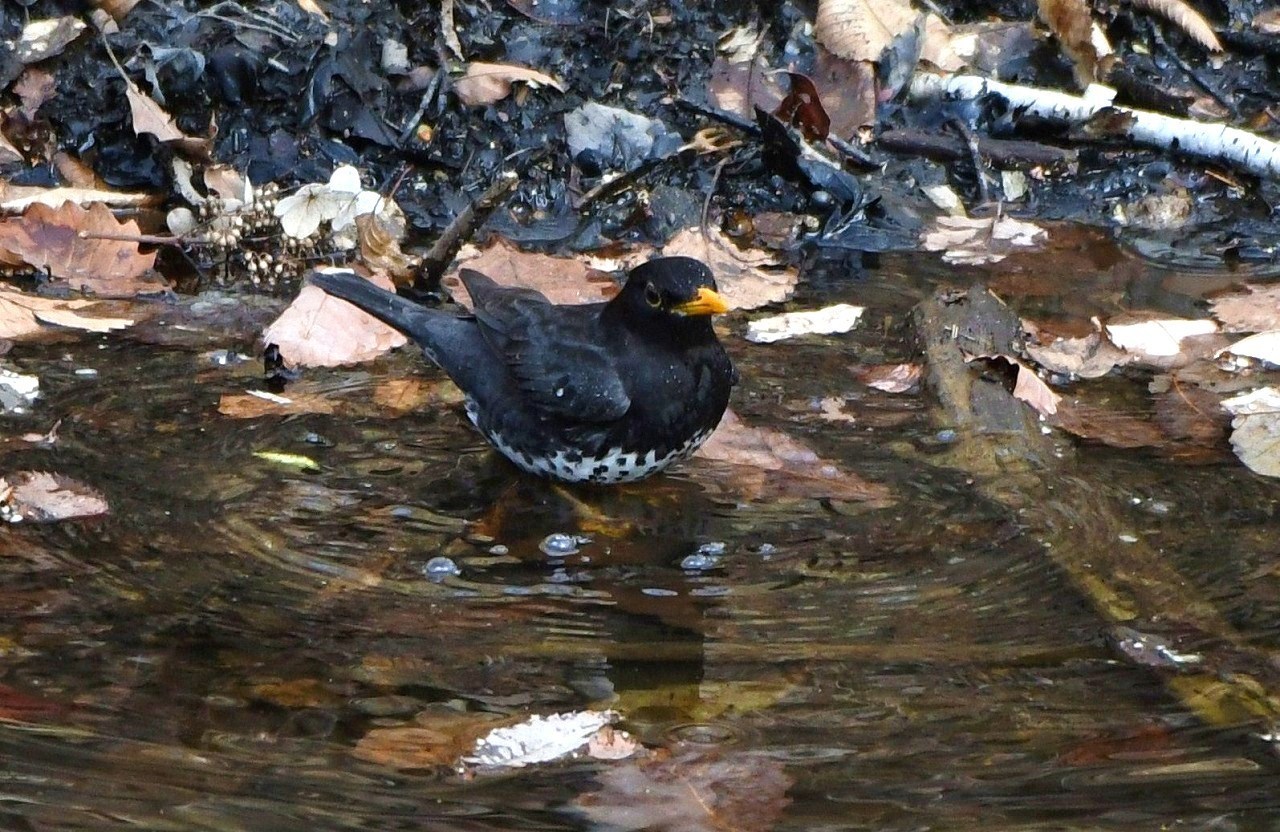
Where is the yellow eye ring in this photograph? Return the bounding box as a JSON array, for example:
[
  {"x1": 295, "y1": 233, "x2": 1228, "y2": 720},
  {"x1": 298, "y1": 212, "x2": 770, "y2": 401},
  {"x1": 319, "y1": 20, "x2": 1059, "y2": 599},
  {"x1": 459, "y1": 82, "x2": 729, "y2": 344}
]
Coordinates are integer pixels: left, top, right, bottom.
[{"x1": 644, "y1": 284, "x2": 662, "y2": 308}]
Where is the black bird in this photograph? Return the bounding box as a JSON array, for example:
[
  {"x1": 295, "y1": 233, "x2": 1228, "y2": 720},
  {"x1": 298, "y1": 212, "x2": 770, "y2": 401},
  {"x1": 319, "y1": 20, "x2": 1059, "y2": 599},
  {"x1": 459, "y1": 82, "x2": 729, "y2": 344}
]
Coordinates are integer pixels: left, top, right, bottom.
[{"x1": 309, "y1": 257, "x2": 736, "y2": 484}]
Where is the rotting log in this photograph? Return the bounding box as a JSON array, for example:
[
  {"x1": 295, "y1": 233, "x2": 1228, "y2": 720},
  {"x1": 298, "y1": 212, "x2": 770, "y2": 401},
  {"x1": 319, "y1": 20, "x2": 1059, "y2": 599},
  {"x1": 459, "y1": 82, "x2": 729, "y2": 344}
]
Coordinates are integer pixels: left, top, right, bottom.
[{"x1": 913, "y1": 285, "x2": 1280, "y2": 730}]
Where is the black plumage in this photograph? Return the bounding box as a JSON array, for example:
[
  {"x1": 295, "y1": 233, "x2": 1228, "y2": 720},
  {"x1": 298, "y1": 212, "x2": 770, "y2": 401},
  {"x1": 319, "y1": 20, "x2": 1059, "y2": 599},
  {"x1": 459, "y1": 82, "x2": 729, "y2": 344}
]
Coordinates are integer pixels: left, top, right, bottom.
[{"x1": 309, "y1": 256, "x2": 736, "y2": 484}]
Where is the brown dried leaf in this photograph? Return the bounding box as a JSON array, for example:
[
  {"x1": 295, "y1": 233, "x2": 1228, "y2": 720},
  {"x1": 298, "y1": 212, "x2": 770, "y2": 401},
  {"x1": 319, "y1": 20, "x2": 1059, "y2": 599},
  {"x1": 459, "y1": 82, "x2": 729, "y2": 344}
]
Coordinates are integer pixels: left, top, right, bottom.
[
  {"x1": 124, "y1": 83, "x2": 210, "y2": 155},
  {"x1": 1131, "y1": 0, "x2": 1222, "y2": 51},
  {"x1": 1, "y1": 471, "x2": 108, "y2": 523},
  {"x1": 262, "y1": 270, "x2": 408, "y2": 368},
  {"x1": 0, "y1": 122, "x2": 20, "y2": 165},
  {"x1": 0, "y1": 202, "x2": 162, "y2": 297},
  {"x1": 448, "y1": 239, "x2": 620, "y2": 308},
  {"x1": 454, "y1": 62, "x2": 564, "y2": 107},
  {"x1": 13, "y1": 68, "x2": 57, "y2": 119},
  {"x1": 661, "y1": 227, "x2": 797, "y2": 310},
  {"x1": 695, "y1": 409, "x2": 893, "y2": 503},
  {"x1": 1038, "y1": 0, "x2": 1099, "y2": 85},
  {"x1": 1256, "y1": 9, "x2": 1280, "y2": 34},
  {"x1": 811, "y1": 50, "x2": 877, "y2": 139},
  {"x1": 1209, "y1": 284, "x2": 1280, "y2": 333},
  {"x1": 52, "y1": 153, "x2": 107, "y2": 190},
  {"x1": 706, "y1": 53, "x2": 784, "y2": 120},
  {"x1": 815, "y1": 0, "x2": 919, "y2": 62},
  {"x1": 91, "y1": 0, "x2": 143, "y2": 22},
  {"x1": 373, "y1": 378, "x2": 464, "y2": 415},
  {"x1": 576, "y1": 748, "x2": 792, "y2": 832},
  {"x1": 0, "y1": 287, "x2": 132, "y2": 338}
]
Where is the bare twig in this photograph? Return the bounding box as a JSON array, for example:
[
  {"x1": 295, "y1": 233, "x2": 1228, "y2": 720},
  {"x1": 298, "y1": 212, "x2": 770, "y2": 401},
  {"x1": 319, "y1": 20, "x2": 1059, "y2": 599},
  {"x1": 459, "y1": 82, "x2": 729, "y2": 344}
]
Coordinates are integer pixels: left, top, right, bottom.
[{"x1": 417, "y1": 170, "x2": 519, "y2": 285}]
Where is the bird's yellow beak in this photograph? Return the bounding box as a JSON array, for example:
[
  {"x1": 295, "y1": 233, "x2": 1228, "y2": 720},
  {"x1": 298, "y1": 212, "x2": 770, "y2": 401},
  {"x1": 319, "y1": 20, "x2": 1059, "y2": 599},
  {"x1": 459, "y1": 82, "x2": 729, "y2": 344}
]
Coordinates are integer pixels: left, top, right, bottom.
[{"x1": 672, "y1": 287, "x2": 730, "y2": 316}]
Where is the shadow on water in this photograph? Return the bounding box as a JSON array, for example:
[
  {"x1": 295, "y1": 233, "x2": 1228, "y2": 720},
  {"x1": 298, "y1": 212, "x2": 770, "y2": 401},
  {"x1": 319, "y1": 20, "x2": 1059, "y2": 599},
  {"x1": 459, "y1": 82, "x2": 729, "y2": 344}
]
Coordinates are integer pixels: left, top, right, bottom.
[{"x1": 2, "y1": 238, "x2": 1280, "y2": 829}]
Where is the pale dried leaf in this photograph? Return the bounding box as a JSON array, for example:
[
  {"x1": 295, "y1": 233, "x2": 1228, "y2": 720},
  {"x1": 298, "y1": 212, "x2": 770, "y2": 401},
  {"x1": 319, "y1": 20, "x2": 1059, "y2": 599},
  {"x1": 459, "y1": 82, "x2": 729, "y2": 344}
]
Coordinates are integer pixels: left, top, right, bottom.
[
  {"x1": 1131, "y1": 0, "x2": 1222, "y2": 51},
  {"x1": 0, "y1": 286, "x2": 134, "y2": 339},
  {"x1": 125, "y1": 83, "x2": 187, "y2": 142},
  {"x1": 92, "y1": 0, "x2": 144, "y2": 22},
  {"x1": 13, "y1": 68, "x2": 57, "y2": 119},
  {"x1": 263, "y1": 270, "x2": 408, "y2": 368},
  {"x1": 0, "y1": 201, "x2": 162, "y2": 297},
  {"x1": 707, "y1": 53, "x2": 784, "y2": 120},
  {"x1": 0, "y1": 184, "x2": 152, "y2": 212},
  {"x1": 1223, "y1": 390, "x2": 1280, "y2": 477},
  {"x1": 1256, "y1": 9, "x2": 1280, "y2": 34},
  {"x1": 746, "y1": 304, "x2": 864, "y2": 343},
  {"x1": 817, "y1": 396, "x2": 857, "y2": 423},
  {"x1": 295, "y1": 0, "x2": 329, "y2": 19},
  {"x1": 1011, "y1": 358, "x2": 1061, "y2": 416},
  {"x1": 1209, "y1": 284, "x2": 1280, "y2": 333},
  {"x1": 1, "y1": 471, "x2": 108, "y2": 523},
  {"x1": 662, "y1": 227, "x2": 797, "y2": 310},
  {"x1": 815, "y1": 0, "x2": 920, "y2": 62},
  {"x1": 919, "y1": 13, "x2": 966, "y2": 72},
  {"x1": 0, "y1": 125, "x2": 20, "y2": 165},
  {"x1": 454, "y1": 62, "x2": 564, "y2": 107},
  {"x1": 585, "y1": 726, "x2": 642, "y2": 761},
  {"x1": 0, "y1": 369, "x2": 39, "y2": 413}
]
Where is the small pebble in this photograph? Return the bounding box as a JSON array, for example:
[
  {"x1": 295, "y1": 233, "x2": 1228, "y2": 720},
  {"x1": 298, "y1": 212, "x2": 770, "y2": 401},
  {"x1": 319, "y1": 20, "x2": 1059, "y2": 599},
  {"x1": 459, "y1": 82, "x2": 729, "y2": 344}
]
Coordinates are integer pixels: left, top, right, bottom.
[
  {"x1": 423, "y1": 556, "x2": 460, "y2": 578},
  {"x1": 390, "y1": 506, "x2": 414, "y2": 518},
  {"x1": 489, "y1": 544, "x2": 509, "y2": 555},
  {"x1": 936, "y1": 429, "x2": 957, "y2": 443}
]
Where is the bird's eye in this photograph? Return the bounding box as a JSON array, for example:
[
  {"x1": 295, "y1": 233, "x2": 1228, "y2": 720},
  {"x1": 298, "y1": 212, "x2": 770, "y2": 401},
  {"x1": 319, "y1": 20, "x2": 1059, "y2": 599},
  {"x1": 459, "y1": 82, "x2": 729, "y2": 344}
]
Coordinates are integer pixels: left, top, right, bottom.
[{"x1": 644, "y1": 283, "x2": 662, "y2": 308}]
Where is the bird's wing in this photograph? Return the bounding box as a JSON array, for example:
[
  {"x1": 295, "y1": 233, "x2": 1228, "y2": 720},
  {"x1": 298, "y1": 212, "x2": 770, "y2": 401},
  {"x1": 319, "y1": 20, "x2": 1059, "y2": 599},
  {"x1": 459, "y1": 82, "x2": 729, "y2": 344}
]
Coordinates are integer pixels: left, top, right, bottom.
[{"x1": 460, "y1": 270, "x2": 631, "y2": 423}]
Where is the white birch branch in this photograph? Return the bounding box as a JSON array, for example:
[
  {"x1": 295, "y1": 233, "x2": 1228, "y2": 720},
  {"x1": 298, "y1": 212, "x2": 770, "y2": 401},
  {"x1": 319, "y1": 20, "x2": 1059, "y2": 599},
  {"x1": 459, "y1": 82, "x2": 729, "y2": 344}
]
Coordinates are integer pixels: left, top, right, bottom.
[{"x1": 908, "y1": 73, "x2": 1280, "y2": 179}]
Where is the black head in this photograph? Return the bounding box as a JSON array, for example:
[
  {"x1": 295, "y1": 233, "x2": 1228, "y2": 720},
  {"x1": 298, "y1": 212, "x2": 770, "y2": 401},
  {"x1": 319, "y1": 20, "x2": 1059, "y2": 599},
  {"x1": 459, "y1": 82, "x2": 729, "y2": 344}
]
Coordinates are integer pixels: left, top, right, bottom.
[{"x1": 611, "y1": 257, "x2": 729, "y2": 331}]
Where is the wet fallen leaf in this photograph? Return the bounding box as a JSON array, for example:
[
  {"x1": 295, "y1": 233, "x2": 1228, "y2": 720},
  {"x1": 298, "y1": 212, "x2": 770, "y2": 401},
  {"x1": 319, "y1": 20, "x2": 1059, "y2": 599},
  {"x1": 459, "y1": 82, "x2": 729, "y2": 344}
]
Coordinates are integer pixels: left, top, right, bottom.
[
  {"x1": 745, "y1": 303, "x2": 864, "y2": 343},
  {"x1": 575, "y1": 747, "x2": 792, "y2": 832},
  {"x1": 0, "y1": 683, "x2": 67, "y2": 722},
  {"x1": 218, "y1": 388, "x2": 338, "y2": 418},
  {"x1": 454, "y1": 62, "x2": 564, "y2": 107},
  {"x1": 587, "y1": 725, "x2": 643, "y2": 761},
  {"x1": 1221, "y1": 387, "x2": 1280, "y2": 478},
  {"x1": 971, "y1": 354, "x2": 1061, "y2": 416},
  {"x1": 262, "y1": 269, "x2": 408, "y2": 368},
  {"x1": 448, "y1": 239, "x2": 619, "y2": 307},
  {"x1": 1024, "y1": 327, "x2": 1127, "y2": 378},
  {"x1": 817, "y1": 396, "x2": 856, "y2": 423},
  {"x1": 855, "y1": 362, "x2": 923, "y2": 393},
  {"x1": 695, "y1": 410, "x2": 893, "y2": 504},
  {"x1": 776, "y1": 72, "x2": 831, "y2": 141},
  {"x1": 921, "y1": 214, "x2": 1048, "y2": 265},
  {"x1": 810, "y1": 49, "x2": 877, "y2": 139},
  {"x1": 0, "y1": 471, "x2": 108, "y2": 523},
  {"x1": 0, "y1": 201, "x2": 162, "y2": 297},
  {"x1": 0, "y1": 285, "x2": 135, "y2": 339},
  {"x1": 0, "y1": 368, "x2": 39, "y2": 414},
  {"x1": 373, "y1": 377, "x2": 465, "y2": 415},
  {"x1": 354, "y1": 708, "x2": 511, "y2": 770},
  {"x1": 13, "y1": 17, "x2": 86, "y2": 65},
  {"x1": 1216, "y1": 331, "x2": 1280, "y2": 369},
  {"x1": 662, "y1": 227, "x2": 797, "y2": 310},
  {"x1": 815, "y1": 0, "x2": 919, "y2": 62},
  {"x1": 463, "y1": 710, "x2": 619, "y2": 769},
  {"x1": 1210, "y1": 284, "x2": 1280, "y2": 333},
  {"x1": 1103, "y1": 316, "x2": 1218, "y2": 359}
]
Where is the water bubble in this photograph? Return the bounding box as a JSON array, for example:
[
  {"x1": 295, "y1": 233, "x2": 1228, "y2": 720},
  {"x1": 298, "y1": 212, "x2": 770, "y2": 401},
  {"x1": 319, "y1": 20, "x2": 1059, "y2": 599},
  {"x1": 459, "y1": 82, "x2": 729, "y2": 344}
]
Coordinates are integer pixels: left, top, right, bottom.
[
  {"x1": 757, "y1": 543, "x2": 777, "y2": 558},
  {"x1": 423, "y1": 557, "x2": 460, "y2": 579},
  {"x1": 641, "y1": 587, "x2": 678, "y2": 597},
  {"x1": 390, "y1": 505, "x2": 414, "y2": 518},
  {"x1": 936, "y1": 428, "x2": 957, "y2": 443},
  {"x1": 697, "y1": 541, "x2": 727, "y2": 557},
  {"x1": 489, "y1": 544, "x2": 510, "y2": 555},
  {"x1": 681, "y1": 553, "x2": 717, "y2": 570},
  {"x1": 540, "y1": 533, "x2": 583, "y2": 556}
]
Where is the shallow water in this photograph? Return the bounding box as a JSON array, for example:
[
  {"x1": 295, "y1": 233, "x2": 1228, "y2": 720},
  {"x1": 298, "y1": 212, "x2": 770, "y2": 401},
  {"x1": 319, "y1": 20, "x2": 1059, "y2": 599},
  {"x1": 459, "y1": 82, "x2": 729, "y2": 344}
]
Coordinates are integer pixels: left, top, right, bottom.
[{"x1": 2, "y1": 235, "x2": 1279, "y2": 830}]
